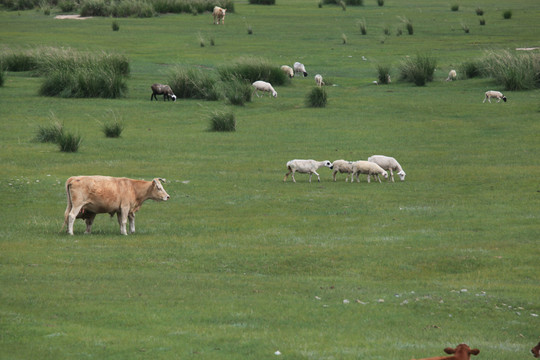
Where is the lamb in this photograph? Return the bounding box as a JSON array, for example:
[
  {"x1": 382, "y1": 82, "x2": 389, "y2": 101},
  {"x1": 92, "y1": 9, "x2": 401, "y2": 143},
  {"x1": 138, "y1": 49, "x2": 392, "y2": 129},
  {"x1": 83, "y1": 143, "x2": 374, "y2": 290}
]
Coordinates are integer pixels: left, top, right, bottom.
[
  {"x1": 483, "y1": 90, "x2": 507, "y2": 103},
  {"x1": 368, "y1": 155, "x2": 406, "y2": 182},
  {"x1": 351, "y1": 160, "x2": 388, "y2": 183},
  {"x1": 281, "y1": 65, "x2": 294, "y2": 78},
  {"x1": 331, "y1": 160, "x2": 354, "y2": 182},
  {"x1": 150, "y1": 84, "x2": 176, "y2": 101},
  {"x1": 315, "y1": 74, "x2": 325, "y2": 87},
  {"x1": 252, "y1": 81, "x2": 277, "y2": 98},
  {"x1": 293, "y1": 62, "x2": 308, "y2": 77},
  {"x1": 212, "y1": 6, "x2": 226, "y2": 25},
  {"x1": 410, "y1": 343, "x2": 480, "y2": 360},
  {"x1": 446, "y1": 69, "x2": 457, "y2": 81},
  {"x1": 283, "y1": 159, "x2": 333, "y2": 183},
  {"x1": 532, "y1": 341, "x2": 540, "y2": 358}
]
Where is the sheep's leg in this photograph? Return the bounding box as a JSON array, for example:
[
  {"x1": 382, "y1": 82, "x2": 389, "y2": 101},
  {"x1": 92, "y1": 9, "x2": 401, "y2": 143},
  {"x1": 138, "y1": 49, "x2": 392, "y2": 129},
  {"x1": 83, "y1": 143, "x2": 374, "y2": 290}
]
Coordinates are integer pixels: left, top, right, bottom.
[
  {"x1": 313, "y1": 170, "x2": 321, "y2": 182},
  {"x1": 367, "y1": 174, "x2": 371, "y2": 183},
  {"x1": 376, "y1": 175, "x2": 382, "y2": 183},
  {"x1": 389, "y1": 169, "x2": 394, "y2": 182},
  {"x1": 284, "y1": 168, "x2": 292, "y2": 182},
  {"x1": 291, "y1": 171, "x2": 296, "y2": 183},
  {"x1": 332, "y1": 170, "x2": 337, "y2": 182}
]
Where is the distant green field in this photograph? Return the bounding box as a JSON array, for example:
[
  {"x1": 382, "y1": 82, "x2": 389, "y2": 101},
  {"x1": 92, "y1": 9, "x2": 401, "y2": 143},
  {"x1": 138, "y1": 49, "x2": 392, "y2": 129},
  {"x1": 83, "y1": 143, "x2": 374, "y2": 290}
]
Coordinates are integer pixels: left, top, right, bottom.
[{"x1": 1, "y1": 1, "x2": 539, "y2": 359}]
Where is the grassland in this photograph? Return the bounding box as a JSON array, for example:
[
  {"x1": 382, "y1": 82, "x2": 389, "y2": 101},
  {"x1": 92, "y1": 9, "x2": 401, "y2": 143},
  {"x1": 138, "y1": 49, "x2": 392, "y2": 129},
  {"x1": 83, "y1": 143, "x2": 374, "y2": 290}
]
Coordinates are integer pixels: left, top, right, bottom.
[{"x1": 1, "y1": 0, "x2": 539, "y2": 359}]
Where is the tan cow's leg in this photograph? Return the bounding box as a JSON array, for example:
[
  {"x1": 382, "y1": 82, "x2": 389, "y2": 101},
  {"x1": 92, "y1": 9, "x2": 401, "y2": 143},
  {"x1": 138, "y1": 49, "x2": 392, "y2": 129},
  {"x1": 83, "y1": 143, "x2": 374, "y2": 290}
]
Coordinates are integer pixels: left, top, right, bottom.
[
  {"x1": 84, "y1": 213, "x2": 96, "y2": 234},
  {"x1": 128, "y1": 213, "x2": 136, "y2": 234},
  {"x1": 67, "y1": 205, "x2": 83, "y2": 235}
]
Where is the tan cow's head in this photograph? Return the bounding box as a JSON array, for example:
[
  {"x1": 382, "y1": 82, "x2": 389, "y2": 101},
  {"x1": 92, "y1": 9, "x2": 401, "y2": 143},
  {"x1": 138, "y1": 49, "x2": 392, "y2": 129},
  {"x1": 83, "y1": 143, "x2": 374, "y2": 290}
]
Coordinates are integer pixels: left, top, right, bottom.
[{"x1": 152, "y1": 178, "x2": 170, "y2": 201}]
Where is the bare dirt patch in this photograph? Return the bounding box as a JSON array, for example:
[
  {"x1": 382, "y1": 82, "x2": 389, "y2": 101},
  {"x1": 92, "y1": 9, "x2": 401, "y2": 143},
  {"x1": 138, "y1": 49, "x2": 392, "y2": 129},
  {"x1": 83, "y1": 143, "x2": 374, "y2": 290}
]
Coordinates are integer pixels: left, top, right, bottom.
[{"x1": 55, "y1": 15, "x2": 93, "y2": 20}]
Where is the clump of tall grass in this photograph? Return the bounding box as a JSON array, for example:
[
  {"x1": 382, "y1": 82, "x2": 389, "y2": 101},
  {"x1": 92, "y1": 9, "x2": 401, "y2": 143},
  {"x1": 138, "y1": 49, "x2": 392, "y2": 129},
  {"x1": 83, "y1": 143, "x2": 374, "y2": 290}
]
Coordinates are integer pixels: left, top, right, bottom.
[
  {"x1": 248, "y1": 0, "x2": 275, "y2": 4},
  {"x1": 482, "y1": 50, "x2": 540, "y2": 90},
  {"x1": 399, "y1": 16, "x2": 414, "y2": 35},
  {"x1": 59, "y1": 0, "x2": 77, "y2": 11},
  {"x1": 376, "y1": 64, "x2": 392, "y2": 84},
  {"x1": 36, "y1": 48, "x2": 129, "y2": 98},
  {"x1": 475, "y1": 8, "x2": 484, "y2": 16},
  {"x1": 218, "y1": 57, "x2": 288, "y2": 86},
  {"x1": 357, "y1": 18, "x2": 367, "y2": 35},
  {"x1": 222, "y1": 79, "x2": 252, "y2": 106},
  {"x1": 377, "y1": 0, "x2": 384, "y2": 6},
  {"x1": 208, "y1": 110, "x2": 236, "y2": 132},
  {"x1": 479, "y1": 18, "x2": 485, "y2": 25},
  {"x1": 58, "y1": 131, "x2": 83, "y2": 152},
  {"x1": 502, "y1": 10, "x2": 512, "y2": 19},
  {"x1": 341, "y1": 33, "x2": 348, "y2": 44},
  {"x1": 461, "y1": 22, "x2": 470, "y2": 33},
  {"x1": 197, "y1": 33, "x2": 205, "y2": 47},
  {"x1": 112, "y1": 20, "x2": 120, "y2": 31},
  {"x1": 80, "y1": 0, "x2": 110, "y2": 16},
  {"x1": 459, "y1": 59, "x2": 484, "y2": 79},
  {"x1": 383, "y1": 25, "x2": 390, "y2": 36},
  {"x1": 450, "y1": 4, "x2": 459, "y2": 11},
  {"x1": 247, "y1": 25, "x2": 253, "y2": 35},
  {"x1": 323, "y1": 0, "x2": 363, "y2": 5},
  {"x1": 34, "y1": 119, "x2": 64, "y2": 143},
  {"x1": 339, "y1": 0, "x2": 346, "y2": 10},
  {"x1": 101, "y1": 119, "x2": 124, "y2": 138},
  {"x1": 0, "y1": 63, "x2": 5, "y2": 87},
  {"x1": 398, "y1": 53, "x2": 437, "y2": 86},
  {"x1": 169, "y1": 67, "x2": 221, "y2": 101},
  {"x1": 306, "y1": 87, "x2": 328, "y2": 108},
  {"x1": 0, "y1": 48, "x2": 39, "y2": 71}
]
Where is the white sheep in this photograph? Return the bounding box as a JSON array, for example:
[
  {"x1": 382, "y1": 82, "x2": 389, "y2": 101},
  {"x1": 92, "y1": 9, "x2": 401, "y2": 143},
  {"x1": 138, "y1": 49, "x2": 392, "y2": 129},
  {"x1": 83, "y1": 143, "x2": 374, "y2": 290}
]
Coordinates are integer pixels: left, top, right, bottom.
[
  {"x1": 315, "y1": 74, "x2": 325, "y2": 87},
  {"x1": 351, "y1": 160, "x2": 388, "y2": 183},
  {"x1": 284, "y1": 159, "x2": 333, "y2": 183},
  {"x1": 368, "y1": 155, "x2": 406, "y2": 182},
  {"x1": 331, "y1": 160, "x2": 354, "y2": 182},
  {"x1": 281, "y1": 65, "x2": 294, "y2": 78},
  {"x1": 293, "y1": 62, "x2": 308, "y2": 77},
  {"x1": 483, "y1": 90, "x2": 507, "y2": 103},
  {"x1": 446, "y1": 69, "x2": 457, "y2": 81},
  {"x1": 252, "y1": 81, "x2": 277, "y2": 98}
]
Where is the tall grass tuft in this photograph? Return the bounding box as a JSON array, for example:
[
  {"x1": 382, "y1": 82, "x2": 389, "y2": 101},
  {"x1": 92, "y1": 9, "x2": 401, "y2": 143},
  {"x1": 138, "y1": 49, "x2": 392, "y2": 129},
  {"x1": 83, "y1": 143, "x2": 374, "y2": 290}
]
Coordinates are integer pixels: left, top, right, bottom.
[
  {"x1": 0, "y1": 64, "x2": 4, "y2": 87},
  {"x1": 475, "y1": 8, "x2": 484, "y2": 16},
  {"x1": 479, "y1": 18, "x2": 485, "y2": 25},
  {"x1": 169, "y1": 67, "x2": 221, "y2": 101},
  {"x1": 399, "y1": 16, "x2": 414, "y2": 35},
  {"x1": 101, "y1": 113, "x2": 125, "y2": 138},
  {"x1": 248, "y1": 0, "x2": 275, "y2": 4},
  {"x1": 377, "y1": 0, "x2": 384, "y2": 6},
  {"x1": 57, "y1": 131, "x2": 82, "y2": 152},
  {"x1": 502, "y1": 10, "x2": 512, "y2": 19},
  {"x1": 223, "y1": 79, "x2": 252, "y2": 106},
  {"x1": 0, "y1": 48, "x2": 39, "y2": 72},
  {"x1": 218, "y1": 57, "x2": 288, "y2": 86},
  {"x1": 399, "y1": 53, "x2": 437, "y2": 86},
  {"x1": 306, "y1": 87, "x2": 328, "y2": 108},
  {"x1": 323, "y1": 0, "x2": 363, "y2": 5},
  {"x1": 58, "y1": 0, "x2": 77, "y2": 11},
  {"x1": 482, "y1": 50, "x2": 540, "y2": 90},
  {"x1": 339, "y1": 0, "x2": 346, "y2": 11},
  {"x1": 112, "y1": 20, "x2": 120, "y2": 31},
  {"x1": 376, "y1": 64, "x2": 392, "y2": 84},
  {"x1": 461, "y1": 22, "x2": 470, "y2": 33},
  {"x1": 34, "y1": 119, "x2": 64, "y2": 143},
  {"x1": 357, "y1": 18, "x2": 367, "y2": 35},
  {"x1": 341, "y1": 33, "x2": 348, "y2": 44},
  {"x1": 450, "y1": 4, "x2": 459, "y2": 11},
  {"x1": 460, "y1": 60, "x2": 484, "y2": 79},
  {"x1": 209, "y1": 110, "x2": 236, "y2": 132}
]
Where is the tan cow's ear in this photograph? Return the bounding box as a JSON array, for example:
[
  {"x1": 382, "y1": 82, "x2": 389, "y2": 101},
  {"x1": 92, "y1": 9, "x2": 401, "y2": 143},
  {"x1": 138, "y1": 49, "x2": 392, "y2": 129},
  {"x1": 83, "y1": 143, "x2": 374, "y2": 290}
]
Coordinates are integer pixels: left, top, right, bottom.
[
  {"x1": 444, "y1": 348, "x2": 456, "y2": 354},
  {"x1": 157, "y1": 178, "x2": 166, "y2": 183},
  {"x1": 470, "y1": 349, "x2": 480, "y2": 356}
]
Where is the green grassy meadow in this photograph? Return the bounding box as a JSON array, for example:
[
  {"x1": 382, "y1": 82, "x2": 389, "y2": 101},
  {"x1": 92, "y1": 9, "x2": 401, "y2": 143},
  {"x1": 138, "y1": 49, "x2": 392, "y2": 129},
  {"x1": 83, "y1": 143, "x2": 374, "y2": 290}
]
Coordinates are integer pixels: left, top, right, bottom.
[{"x1": 1, "y1": 0, "x2": 539, "y2": 359}]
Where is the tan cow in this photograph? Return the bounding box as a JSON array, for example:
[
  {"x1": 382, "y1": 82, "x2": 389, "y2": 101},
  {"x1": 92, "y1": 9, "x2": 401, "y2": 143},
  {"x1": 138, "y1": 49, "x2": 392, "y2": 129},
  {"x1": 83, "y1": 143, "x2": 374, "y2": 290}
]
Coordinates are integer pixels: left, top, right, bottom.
[
  {"x1": 62, "y1": 176, "x2": 170, "y2": 235},
  {"x1": 212, "y1": 6, "x2": 226, "y2": 25}
]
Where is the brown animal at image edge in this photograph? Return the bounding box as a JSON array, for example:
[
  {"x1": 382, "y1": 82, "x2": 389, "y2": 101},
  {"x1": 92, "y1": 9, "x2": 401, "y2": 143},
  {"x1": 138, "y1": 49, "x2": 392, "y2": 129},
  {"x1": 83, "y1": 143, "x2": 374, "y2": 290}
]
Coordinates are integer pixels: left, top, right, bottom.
[{"x1": 411, "y1": 343, "x2": 479, "y2": 360}]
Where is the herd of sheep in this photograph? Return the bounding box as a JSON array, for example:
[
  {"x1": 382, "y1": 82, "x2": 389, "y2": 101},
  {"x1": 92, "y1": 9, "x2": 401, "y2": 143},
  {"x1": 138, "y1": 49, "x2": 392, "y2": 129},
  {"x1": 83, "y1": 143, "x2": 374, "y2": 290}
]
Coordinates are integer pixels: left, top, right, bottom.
[{"x1": 284, "y1": 155, "x2": 406, "y2": 184}]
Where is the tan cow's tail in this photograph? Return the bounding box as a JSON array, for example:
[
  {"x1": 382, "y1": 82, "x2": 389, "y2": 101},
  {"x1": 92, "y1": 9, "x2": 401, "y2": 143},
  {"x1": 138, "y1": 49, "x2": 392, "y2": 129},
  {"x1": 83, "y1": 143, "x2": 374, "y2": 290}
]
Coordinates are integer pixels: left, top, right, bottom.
[{"x1": 61, "y1": 178, "x2": 73, "y2": 232}]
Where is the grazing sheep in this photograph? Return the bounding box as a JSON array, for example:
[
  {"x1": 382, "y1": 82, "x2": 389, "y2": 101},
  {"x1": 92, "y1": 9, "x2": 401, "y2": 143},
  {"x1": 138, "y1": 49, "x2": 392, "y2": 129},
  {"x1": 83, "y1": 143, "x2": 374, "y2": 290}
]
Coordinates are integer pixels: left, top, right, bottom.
[
  {"x1": 315, "y1": 74, "x2": 325, "y2": 87},
  {"x1": 351, "y1": 160, "x2": 388, "y2": 183},
  {"x1": 410, "y1": 343, "x2": 480, "y2": 360},
  {"x1": 150, "y1": 84, "x2": 176, "y2": 101},
  {"x1": 252, "y1": 81, "x2": 277, "y2": 98},
  {"x1": 281, "y1": 65, "x2": 294, "y2": 78},
  {"x1": 532, "y1": 341, "x2": 540, "y2": 358},
  {"x1": 212, "y1": 6, "x2": 226, "y2": 25},
  {"x1": 483, "y1": 90, "x2": 507, "y2": 103},
  {"x1": 284, "y1": 159, "x2": 333, "y2": 183},
  {"x1": 331, "y1": 160, "x2": 354, "y2": 182},
  {"x1": 293, "y1": 62, "x2": 308, "y2": 77},
  {"x1": 368, "y1": 155, "x2": 406, "y2": 182},
  {"x1": 446, "y1": 69, "x2": 457, "y2": 81}
]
